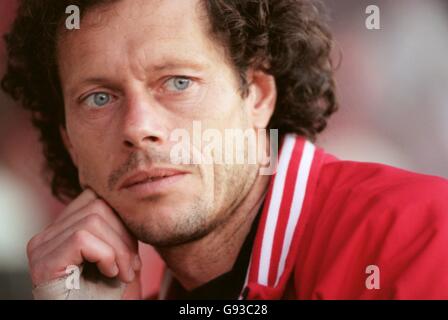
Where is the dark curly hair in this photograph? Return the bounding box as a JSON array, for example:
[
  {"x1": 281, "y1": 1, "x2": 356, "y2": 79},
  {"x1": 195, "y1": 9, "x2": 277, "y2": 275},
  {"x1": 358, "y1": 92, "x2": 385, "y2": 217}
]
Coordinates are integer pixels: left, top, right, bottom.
[{"x1": 1, "y1": 0, "x2": 338, "y2": 202}]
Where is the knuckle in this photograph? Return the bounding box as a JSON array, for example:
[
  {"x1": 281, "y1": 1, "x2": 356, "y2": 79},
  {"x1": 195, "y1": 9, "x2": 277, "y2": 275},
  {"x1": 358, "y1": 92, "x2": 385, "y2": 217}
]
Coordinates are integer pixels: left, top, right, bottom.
[
  {"x1": 102, "y1": 247, "x2": 116, "y2": 262},
  {"x1": 72, "y1": 229, "x2": 89, "y2": 246},
  {"x1": 84, "y1": 213, "x2": 104, "y2": 229},
  {"x1": 83, "y1": 188, "x2": 96, "y2": 198},
  {"x1": 92, "y1": 198, "x2": 109, "y2": 212}
]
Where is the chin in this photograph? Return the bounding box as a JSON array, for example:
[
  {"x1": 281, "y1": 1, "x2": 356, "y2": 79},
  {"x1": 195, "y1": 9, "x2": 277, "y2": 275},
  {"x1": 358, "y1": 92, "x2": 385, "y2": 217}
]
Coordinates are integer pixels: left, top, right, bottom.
[
  {"x1": 119, "y1": 213, "x2": 207, "y2": 247},
  {"x1": 121, "y1": 202, "x2": 212, "y2": 246}
]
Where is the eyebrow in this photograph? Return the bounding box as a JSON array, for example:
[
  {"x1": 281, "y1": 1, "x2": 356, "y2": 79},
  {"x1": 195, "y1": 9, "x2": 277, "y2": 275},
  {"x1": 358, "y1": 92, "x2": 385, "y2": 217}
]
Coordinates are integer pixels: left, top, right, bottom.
[
  {"x1": 67, "y1": 58, "x2": 210, "y2": 97},
  {"x1": 150, "y1": 59, "x2": 209, "y2": 72}
]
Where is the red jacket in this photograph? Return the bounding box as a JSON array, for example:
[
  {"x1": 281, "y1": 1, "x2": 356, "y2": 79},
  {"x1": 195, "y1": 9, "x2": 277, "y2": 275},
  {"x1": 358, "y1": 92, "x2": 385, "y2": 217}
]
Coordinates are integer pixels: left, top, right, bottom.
[{"x1": 158, "y1": 134, "x2": 448, "y2": 299}]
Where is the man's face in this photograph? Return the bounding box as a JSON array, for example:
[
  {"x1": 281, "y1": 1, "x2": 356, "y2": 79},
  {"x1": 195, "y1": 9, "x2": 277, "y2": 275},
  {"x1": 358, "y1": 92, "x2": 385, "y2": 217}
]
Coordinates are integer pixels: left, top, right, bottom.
[{"x1": 58, "y1": 0, "x2": 272, "y2": 247}]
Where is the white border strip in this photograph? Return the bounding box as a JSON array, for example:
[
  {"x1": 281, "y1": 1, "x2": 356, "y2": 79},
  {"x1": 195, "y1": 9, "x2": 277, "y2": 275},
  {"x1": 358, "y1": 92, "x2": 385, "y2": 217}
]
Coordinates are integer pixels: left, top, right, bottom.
[
  {"x1": 257, "y1": 134, "x2": 296, "y2": 286},
  {"x1": 275, "y1": 141, "x2": 315, "y2": 285}
]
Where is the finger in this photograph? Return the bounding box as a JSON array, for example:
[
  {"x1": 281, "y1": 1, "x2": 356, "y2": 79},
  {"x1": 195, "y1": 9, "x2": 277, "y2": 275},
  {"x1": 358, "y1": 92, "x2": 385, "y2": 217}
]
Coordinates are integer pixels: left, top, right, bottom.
[
  {"x1": 27, "y1": 190, "x2": 99, "y2": 255},
  {"x1": 30, "y1": 230, "x2": 118, "y2": 286},
  {"x1": 122, "y1": 269, "x2": 142, "y2": 300},
  {"x1": 54, "y1": 188, "x2": 98, "y2": 223},
  {"x1": 40, "y1": 198, "x2": 138, "y2": 253},
  {"x1": 31, "y1": 214, "x2": 139, "y2": 283}
]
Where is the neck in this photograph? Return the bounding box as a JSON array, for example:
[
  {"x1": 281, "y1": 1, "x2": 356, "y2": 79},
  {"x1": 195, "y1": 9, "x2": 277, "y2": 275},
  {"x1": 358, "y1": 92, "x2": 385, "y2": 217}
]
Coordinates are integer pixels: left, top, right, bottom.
[{"x1": 155, "y1": 172, "x2": 270, "y2": 291}]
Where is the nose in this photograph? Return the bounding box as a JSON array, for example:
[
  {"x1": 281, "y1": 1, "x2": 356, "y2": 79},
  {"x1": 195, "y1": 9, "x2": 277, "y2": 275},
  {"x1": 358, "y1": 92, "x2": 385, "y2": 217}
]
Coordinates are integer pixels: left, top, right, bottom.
[{"x1": 121, "y1": 91, "x2": 168, "y2": 150}]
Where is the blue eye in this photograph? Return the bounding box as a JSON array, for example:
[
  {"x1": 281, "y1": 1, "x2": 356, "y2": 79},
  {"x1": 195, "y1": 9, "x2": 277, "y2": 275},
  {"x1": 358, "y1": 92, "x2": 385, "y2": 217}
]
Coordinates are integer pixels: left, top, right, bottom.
[
  {"x1": 85, "y1": 92, "x2": 111, "y2": 108},
  {"x1": 166, "y1": 77, "x2": 191, "y2": 92}
]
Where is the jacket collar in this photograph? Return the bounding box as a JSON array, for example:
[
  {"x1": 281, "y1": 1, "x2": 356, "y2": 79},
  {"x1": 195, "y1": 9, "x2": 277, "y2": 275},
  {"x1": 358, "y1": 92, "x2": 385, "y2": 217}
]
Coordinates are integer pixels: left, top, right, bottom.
[{"x1": 239, "y1": 134, "x2": 325, "y2": 299}]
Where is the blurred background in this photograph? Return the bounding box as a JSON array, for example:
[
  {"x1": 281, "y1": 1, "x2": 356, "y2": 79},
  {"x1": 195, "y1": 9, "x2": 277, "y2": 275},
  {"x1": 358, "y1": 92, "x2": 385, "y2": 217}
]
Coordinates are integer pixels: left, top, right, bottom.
[{"x1": 0, "y1": 0, "x2": 447, "y2": 299}]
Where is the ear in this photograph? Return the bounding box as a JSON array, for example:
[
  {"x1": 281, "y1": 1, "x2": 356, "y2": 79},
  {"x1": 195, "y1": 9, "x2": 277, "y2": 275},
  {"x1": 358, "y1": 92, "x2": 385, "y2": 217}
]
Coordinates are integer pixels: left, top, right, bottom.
[
  {"x1": 245, "y1": 69, "x2": 277, "y2": 129},
  {"x1": 60, "y1": 125, "x2": 79, "y2": 167}
]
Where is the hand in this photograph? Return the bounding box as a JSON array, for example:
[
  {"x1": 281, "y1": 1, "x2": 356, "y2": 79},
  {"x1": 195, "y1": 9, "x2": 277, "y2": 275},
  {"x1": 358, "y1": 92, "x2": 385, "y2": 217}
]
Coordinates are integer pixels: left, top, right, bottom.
[{"x1": 27, "y1": 188, "x2": 142, "y2": 299}]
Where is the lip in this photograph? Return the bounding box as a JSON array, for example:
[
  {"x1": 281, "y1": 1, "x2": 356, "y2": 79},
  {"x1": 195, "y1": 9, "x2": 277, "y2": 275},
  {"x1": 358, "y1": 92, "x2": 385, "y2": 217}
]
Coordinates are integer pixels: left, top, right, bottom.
[{"x1": 119, "y1": 168, "x2": 188, "y2": 195}]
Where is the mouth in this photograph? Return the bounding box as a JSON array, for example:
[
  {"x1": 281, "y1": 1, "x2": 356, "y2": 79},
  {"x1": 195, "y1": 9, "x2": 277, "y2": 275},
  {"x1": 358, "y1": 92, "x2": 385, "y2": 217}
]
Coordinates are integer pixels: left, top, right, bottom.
[{"x1": 119, "y1": 168, "x2": 188, "y2": 196}]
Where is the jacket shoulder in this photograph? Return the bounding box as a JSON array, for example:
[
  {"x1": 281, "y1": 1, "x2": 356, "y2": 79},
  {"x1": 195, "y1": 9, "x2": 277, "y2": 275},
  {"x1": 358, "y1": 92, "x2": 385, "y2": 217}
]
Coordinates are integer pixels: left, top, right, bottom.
[
  {"x1": 318, "y1": 160, "x2": 448, "y2": 208},
  {"x1": 295, "y1": 160, "x2": 448, "y2": 299}
]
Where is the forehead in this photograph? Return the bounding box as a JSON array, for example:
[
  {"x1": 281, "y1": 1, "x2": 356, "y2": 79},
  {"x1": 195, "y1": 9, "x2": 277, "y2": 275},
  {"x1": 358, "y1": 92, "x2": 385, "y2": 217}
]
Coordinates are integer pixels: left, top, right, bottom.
[{"x1": 58, "y1": 0, "x2": 226, "y2": 86}]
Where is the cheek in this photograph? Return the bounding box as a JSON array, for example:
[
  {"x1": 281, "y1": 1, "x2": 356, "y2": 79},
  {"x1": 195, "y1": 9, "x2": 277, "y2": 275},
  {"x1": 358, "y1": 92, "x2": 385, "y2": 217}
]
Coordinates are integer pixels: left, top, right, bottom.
[
  {"x1": 76, "y1": 151, "x2": 102, "y2": 188},
  {"x1": 199, "y1": 77, "x2": 242, "y2": 119},
  {"x1": 70, "y1": 137, "x2": 112, "y2": 190},
  {"x1": 206, "y1": 163, "x2": 245, "y2": 216},
  {"x1": 68, "y1": 119, "x2": 114, "y2": 163},
  {"x1": 212, "y1": 162, "x2": 238, "y2": 192}
]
